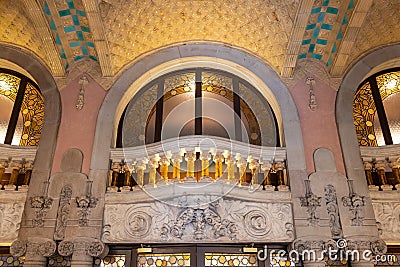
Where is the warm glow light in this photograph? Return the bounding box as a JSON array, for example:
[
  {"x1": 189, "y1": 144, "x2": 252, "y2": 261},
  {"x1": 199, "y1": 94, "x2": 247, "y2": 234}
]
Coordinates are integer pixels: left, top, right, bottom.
[
  {"x1": 0, "y1": 80, "x2": 11, "y2": 91},
  {"x1": 385, "y1": 78, "x2": 397, "y2": 90}
]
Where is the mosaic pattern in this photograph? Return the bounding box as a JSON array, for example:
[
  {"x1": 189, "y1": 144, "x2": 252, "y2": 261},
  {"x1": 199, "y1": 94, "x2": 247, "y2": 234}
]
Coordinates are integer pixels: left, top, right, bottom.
[
  {"x1": 94, "y1": 255, "x2": 126, "y2": 267},
  {"x1": 327, "y1": 0, "x2": 355, "y2": 66},
  {"x1": 202, "y1": 72, "x2": 233, "y2": 91},
  {"x1": 164, "y1": 72, "x2": 195, "y2": 93},
  {"x1": 269, "y1": 253, "x2": 295, "y2": 267},
  {"x1": 48, "y1": 255, "x2": 71, "y2": 266},
  {"x1": 353, "y1": 70, "x2": 400, "y2": 146},
  {"x1": 123, "y1": 83, "x2": 159, "y2": 147},
  {"x1": 0, "y1": 73, "x2": 21, "y2": 101},
  {"x1": 43, "y1": 0, "x2": 97, "y2": 69},
  {"x1": 137, "y1": 253, "x2": 190, "y2": 267},
  {"x1": 353, "y1": 82, "x2": 377, "y2": 146},
  {"x1": 205, "y1": 253, "x2": 258, "y2": 267},
  {"x1": 298, "y1": 0, "x2": 355, "y2": 65},
  {"x1": 238, "y1": 83, "x2": 276, "y2": 146},
  {"x1": 0, "y1": 255, "x2": 24, "y2": 266}
]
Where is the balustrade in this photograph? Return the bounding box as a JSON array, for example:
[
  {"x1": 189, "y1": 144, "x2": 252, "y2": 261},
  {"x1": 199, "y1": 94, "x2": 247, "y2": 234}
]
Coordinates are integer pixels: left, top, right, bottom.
[
  {"x1": 108, "y1": 136, "x2": 288, "y2": 192},
  {"x1": 0, "y1": 144, "x2": 36, "y2": 191},
  {"x1": 360, "y1": 145, "x2": 400, "y2": 191}
]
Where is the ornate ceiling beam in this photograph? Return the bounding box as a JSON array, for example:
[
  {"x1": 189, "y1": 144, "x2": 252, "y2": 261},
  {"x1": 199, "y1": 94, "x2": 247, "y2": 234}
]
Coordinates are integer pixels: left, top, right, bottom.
[
  {"x1": 21, "y1": 0, "x2": 65, "y2": 76},
  {"x1": 281, "y1": 0, "x2": 314, "y2": 78},
  {"x1": 329, "y1": 0, "x2": 373, "y2": 77},
  {"x1": 81, "y1": 0, "x2": 113, "y2": 77},
  {"x1": 43, "y1": 0, "x2": 74, "y2": 63}
]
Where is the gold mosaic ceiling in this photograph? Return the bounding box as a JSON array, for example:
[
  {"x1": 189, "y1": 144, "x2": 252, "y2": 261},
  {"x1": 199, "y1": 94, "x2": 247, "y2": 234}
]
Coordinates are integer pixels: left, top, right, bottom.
[{"x1": 1, "y1": 0, "x2": 400, "y2": 79}]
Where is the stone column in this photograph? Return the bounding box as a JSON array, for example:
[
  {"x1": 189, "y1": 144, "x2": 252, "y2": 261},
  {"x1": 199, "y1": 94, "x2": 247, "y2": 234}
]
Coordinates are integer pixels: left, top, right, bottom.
[
  {"x1": 261, "y1": 161, "x2": 274, "y2": 191},
  {"x1": 11, "y1": 239, "x2": 56, "y2": 267},
  {"x1": 172, "y1": 153, "x2": 182, "y2": 182},
  {"x1": 58, "y1": 238, "x2": 106, "y2": 267},
  {"x1": 375, "y1": 160, "x2": 391, "y2": 190}
]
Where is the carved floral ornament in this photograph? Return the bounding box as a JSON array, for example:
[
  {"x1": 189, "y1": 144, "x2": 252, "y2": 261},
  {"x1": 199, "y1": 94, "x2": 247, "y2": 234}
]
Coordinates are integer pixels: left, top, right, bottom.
[
  {"x1": 10, "y1": 238, "x2": 106, "y2": 258},
  {"x1": 102, "y1": 196, "x2": 294, "y2": 243}
]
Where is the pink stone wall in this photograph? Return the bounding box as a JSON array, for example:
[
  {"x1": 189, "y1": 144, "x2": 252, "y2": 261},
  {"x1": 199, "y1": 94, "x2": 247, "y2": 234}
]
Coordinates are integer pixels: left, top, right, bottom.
[
  {"x1": 52, "y1": 75, "x2": 106, "y2": 175},
  {"x1": 290, "y1": 76, "x2": 345, "y2": 175}
]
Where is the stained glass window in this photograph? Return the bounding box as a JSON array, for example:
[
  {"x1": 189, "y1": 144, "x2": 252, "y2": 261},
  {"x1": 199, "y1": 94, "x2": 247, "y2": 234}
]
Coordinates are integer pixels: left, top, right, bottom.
[
  {"x1": 137, "y1": 253, "x2": 190, "y2": 267},
  {"x1": 0, "y1": 69, "x2": 44, "y2": 146},
  {"x1": 0, "y1": 255, "x2": 24, "y2": 266},
  {"x1": 48, "y1": 255, "x2": 71, "y2": 266},
  {"x1": 94, "y1": 255, "x2": 126, "y2": 267},
  {"x1": 353, "y1": 69, "x2": 400, "y2": 146},
  {"x1": 204, "y1": 253, "x2": 258, "y2": 267}
]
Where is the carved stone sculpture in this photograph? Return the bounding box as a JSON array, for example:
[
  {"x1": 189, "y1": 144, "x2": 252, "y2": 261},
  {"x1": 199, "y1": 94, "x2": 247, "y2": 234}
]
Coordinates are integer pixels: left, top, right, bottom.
[
  {"x1": 10, "y1": 239, "x2": 57, "y2": 258},
  {"x1": 54, "y1": 185, "x2": 73, "y2": 240},
  {"x1": 324, "y1": 185, "x2": 343, "y2": 238},
  {"x1": 372, "y1": 202, "x2": 400, "y2": 242},
  {"x1": 102, "y1": 196, "x2": 294, "y2": 243},
  {"x1": 76, "y1": 195, "x2": 98, "y2": 226},
  {"x1": 58, "y1": 241, "x2": 74, "y2": 256},
  {"x1": 300, "y1": 180, "x2": 321, "y2": 226},
  {"x1": 30, "y1": 195, "x2": 53, "y2": 227},
  {"x1": 342, "y1": 180, "x2": 366, "y2": 226}
]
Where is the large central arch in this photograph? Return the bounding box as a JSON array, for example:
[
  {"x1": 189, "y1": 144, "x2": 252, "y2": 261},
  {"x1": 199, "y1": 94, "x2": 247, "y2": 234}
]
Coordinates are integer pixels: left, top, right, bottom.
[{"x1": 90, "y1": 43, "x2": 306, "y2": 192}]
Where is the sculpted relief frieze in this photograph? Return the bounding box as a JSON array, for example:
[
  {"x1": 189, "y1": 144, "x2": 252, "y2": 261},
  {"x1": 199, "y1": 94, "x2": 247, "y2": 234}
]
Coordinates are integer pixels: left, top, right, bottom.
[
  {"x1": 0, "y1": 202, "x2": 25, "y2": 242},
  {"x1": 102, "y1": 196, "x2": 294, "y2": 243},
  {"x1": 373, "y1": 202, "x2": 400, "y2": 243}
]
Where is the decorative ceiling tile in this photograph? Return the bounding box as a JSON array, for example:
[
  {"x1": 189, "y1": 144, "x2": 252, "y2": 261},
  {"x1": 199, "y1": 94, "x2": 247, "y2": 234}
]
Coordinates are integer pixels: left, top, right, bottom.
[
  {"x1": 0, "y1": 1, "x2": 47, "y2": 68},
  {"x1": 42, "y1": 0, "x2": 98, "y2": 69},
  {"x1": 346, "y1": 0, "x2": 400, "y2": 73},
  {"x1": 103, "y1": 0, "x2": 300, "y2": 74}
]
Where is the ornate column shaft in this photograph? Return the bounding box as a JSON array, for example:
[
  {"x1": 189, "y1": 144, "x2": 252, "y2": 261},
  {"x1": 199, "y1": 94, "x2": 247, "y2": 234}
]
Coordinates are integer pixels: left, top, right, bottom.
[
  {"x1": 185, "y1": 152, "x2": 195, "y2": 178},
  {"x1": 159, "y1": 156, "x2": 170, "y2": 182},
  {"x1": 148, "y1": 158, "x2": 160, "y2": 187},
  {"x1": 110, "y1": 162, "x2": 120, "y2": 187},
  {"x1": 375, "y1": 160, "x2": 387, "y2": 185},
  {"x1": 213, "y1": 152, "x2": 224, "y2": 180},
  {"x1": 363, "y1": 161, "x2": 374, "y2": 185},
  {"x1": 225, "y1": 155, "x2": 235, "y2": 184},
  {"x1": 389, "y1": 158, "x2": 400, "y2": 187},
  {"x1": 275, "y1": 161, "x2": 285, "y2": 186},
  {"x1": 200, "y1": 153, "x2": 210, "y2": 178},
  {"x1": 0, "y1": 160, "x2": 8, "y2": 184},
  {"x1": 236, "y1": 158, "x2": 247, "y2": 186},
  {"x1": 9, "y1": 161, "x2": 22, "y2": 185},
  {"x1": 23, "y1": 161, "x2": 33, "y2": 185},
  {"x1": 248, "y1": 159, "x2": 259, "y2": 186},
  {"x1": 136, "y1": 162, "x2": 146, "y2": 187},
  {"x1": 172, "y1": 154, "x2": 182, "y2": 182}
]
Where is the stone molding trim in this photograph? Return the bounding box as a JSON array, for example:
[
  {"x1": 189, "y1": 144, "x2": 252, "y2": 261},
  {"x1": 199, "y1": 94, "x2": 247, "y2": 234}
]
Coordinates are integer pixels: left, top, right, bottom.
[
  {"x1": 57, "y1": 238, "x2": 106, "y2": 258},
  {"x1": 102, "y1": 196, "x2": 294, "y2": 243},
  {"x1": 372, "y1": 198, "x2": 400, "y2": 243},
  {"x1": 11, "y1": 238, "x2": 57, "y2": 258}
]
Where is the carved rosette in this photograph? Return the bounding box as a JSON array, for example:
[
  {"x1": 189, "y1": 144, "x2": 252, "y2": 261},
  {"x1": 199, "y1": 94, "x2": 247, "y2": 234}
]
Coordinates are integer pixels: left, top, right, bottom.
[
  {"x1": 11, "y1": 239, "x2": 56, "y2": 258},
  {"x1": 10, "y1": 240, "x2": 26, "y2": 257},
  {"x1": 58, "y1": 241, "x2": 74, "y2": 256},
  {"x1": 244, "y1": 210, "x2": 272, "y2": 237},
  {"x1": 57, "y1": 239, "x2": 106, "y2": 258}
]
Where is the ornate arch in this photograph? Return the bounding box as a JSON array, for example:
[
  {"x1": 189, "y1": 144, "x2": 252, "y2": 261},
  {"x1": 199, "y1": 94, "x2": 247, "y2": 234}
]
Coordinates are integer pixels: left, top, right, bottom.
[
  {"x1": 336, "y1": 44, "x2": 400, "y2": 193},
  {"x1": 0, "y1": 44, "x2": 61, "y2": 191},
  {"x1": 91, "y1": 43, "x2": 306, "y2": 188}
]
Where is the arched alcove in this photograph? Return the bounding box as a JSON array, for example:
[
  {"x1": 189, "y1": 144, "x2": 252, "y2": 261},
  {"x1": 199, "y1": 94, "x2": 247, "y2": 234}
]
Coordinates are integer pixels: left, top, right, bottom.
[
  {"x1": 91, "y1": 43, "x2": 306, "y2": 191},
  {"x1": 0, "y1": 44, "x2": 61, "y2": 192},
  {"x1": 337, "y1": 44, "x2": 400, "y2": 193}
]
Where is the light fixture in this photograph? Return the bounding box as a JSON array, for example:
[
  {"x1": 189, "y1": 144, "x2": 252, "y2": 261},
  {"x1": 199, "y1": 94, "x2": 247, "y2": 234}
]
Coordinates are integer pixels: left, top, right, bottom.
[
  {"x1": 137, "y1": 245, "x2": 152, "y2": 254},
  {"x1": 242, "y1": 243, "x2": 258, "y2": 253}
]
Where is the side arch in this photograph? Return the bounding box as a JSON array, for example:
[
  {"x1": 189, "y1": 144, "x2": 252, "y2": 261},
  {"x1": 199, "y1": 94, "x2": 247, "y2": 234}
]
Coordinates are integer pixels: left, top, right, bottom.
[
  {"x1": 337, "y1": 44, "x2": 400, "y2": 192},
  {"x1": 91, "y1": 43, "x2": 306, "y2": 188},
  {"x1": 0, "y1": 44, "x2": 61, "y2": 191}
]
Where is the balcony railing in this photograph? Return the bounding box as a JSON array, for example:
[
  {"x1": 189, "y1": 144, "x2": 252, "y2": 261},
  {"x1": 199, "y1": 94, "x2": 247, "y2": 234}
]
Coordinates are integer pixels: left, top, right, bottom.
[
  {"x1": 0, "y1": 144, "x2": 36, "y2": 191},
  {"x1": 360, "y1": 145, "x2": 400, "y2": 191},
  {"x1": 108, "y1": 135, "x2": 288, "y2": 192}
]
